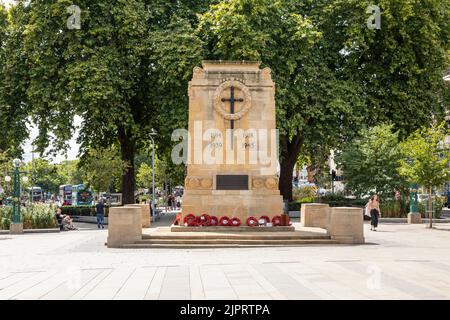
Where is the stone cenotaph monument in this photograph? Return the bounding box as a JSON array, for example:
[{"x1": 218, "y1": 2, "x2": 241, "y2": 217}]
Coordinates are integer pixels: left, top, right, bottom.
[{"x1": 181, "y1": 61, "x2": 284, "y2": 224}]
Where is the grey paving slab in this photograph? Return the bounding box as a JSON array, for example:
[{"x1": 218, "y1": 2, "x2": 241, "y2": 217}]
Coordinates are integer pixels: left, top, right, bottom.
[
  {"x1": 159, "y1": 266, "x2": 190, "y2": 300},
  {"x1": 114, "y1": 267, "x2": 156, "y2": 300},
  {"x1": 252, "y1": 263, "x2": 320, "y2": 300},
  {"x1": 1, "y1": 223, "x2": 450, "y2": 299},
  {"x1": 200, "y1": 265, "x2": 239, "y2": 300},
  {"x1": 42, "y1": 269, "x2": 103, "y2": 300},
  {"x1": 144, "y1": 267, "x2": 166, "y2": 300},
  {"x1": 82, "y1": 267, "x2": 132, "y2": 300},
  {"x1": 0, "y1": 271, "x2": 54, "y2": 300}
]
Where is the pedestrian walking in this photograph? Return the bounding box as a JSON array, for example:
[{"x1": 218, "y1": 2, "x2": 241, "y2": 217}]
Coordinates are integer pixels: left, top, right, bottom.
[
  {"x1": 96, "y1": 199, "x2": 105, "y2": 229},
  {"x1": 367, "y1": 195, "x2": 381, "y2": 231}
]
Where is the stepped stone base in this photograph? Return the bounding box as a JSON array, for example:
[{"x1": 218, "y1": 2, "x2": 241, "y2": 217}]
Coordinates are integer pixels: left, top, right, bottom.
[
  {"x1": 119, "y1": 227, "x2": 338, "y2": 248},
  {"x1": 171, "y1": 225, "x2": 295, "y2": 232}
]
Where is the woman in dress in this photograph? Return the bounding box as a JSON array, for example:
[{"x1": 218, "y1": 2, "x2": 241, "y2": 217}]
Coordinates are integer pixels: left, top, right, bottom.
[{"x1": 367, "y1": 195, "x2": 381, "y2": 231}]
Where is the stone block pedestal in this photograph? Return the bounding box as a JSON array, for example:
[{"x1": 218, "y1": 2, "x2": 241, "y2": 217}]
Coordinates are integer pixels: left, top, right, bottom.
[
  {"x1": 107, "y1": 206, "x2": 142, "y2": 248},
  {"x1": 407, "y1": 213, "x2": 422, "y2": 224},
  {"x1": 10, "y1": 223, "x2": 23, "y2": 234},
  {"x1": 329, "y1": 207, "x2": 364, "y2": 244},
  {"x1": 128, "y1": 204, "x2": 151, "y2": 228},
  {"x1": 300, "y1": 203, "x2": 330, "y2": 229}
]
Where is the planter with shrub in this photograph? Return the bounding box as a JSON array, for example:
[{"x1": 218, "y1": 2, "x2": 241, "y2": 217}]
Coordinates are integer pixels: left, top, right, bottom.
[{"x1": 0, "y1": 204, "x2": 58, "y2": 230}]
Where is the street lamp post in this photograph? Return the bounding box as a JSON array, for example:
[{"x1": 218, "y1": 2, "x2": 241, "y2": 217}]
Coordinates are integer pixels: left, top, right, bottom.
[
  {"x1": 149, "y1": 129, "x2": 157, "y2": 223},
  {"x1": 407, "y1": 183, "x2": 421, "y2": 224},
  {"x1": 5, "y1": 159, "x2": 28, "y2": 234}
]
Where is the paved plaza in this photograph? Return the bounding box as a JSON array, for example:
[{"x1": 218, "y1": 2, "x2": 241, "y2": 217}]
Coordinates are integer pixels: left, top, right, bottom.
[{"x1": 1, "y1": 216, "x2": 450, "y2": 300}]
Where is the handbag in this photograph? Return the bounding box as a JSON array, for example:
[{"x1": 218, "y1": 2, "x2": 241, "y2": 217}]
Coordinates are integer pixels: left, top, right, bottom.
[{"x1": 364, "y1": 204, "x2": 370, "y2": 217}]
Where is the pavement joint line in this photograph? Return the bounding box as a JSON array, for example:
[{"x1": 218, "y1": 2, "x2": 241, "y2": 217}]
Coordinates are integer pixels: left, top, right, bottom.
[
  {"x1": 8, "y1": 271, "x2": 55, "y2": 300},
  {"x1": 113, "y1": 267, "x2": 137, "y2": 300},
  {"x1": 220, "y1": 266, "x2": 240, "y2": 300},
  {"x1": 394, "y1": 260, "x2": 431, "y2": 262},
  {"x1": 157, "y1": 267, "x2": 168, "y2": 300},
  {"x1": 79, "y1": 268, "x2": 114, "y2": 300},
  {"x1": 325, "y1": 260, "x2": 362, "y2": 262},
  {"x1": 67, "y1": 269, "x2": 104, "y2": 300},
  {"x1": 142, "y1": 267, "x2": 158, "y2": 300},
  {"x1": 262, "y1": 261, "x2": 302, "y2": 264}
]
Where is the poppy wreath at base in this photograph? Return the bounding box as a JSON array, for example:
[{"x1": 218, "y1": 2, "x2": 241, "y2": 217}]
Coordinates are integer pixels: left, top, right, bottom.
[
  {"x1": 209, "y1": 216, "x2": 219, "y2": 226},
  {"x1": 246, "y1": 216, "x2": 258, "y2": 227},
  {"x1": 183, "y1": 214, "x2": 197, "y2": 227},
  {"x1": 272, "y1": 215, "x2": 282, "y2": 226},
  {"x1": 219, "y1": 216, "x2": 231, "y2": 226},
  {"x1": 197, "y1": 214, "x2": 211, "y2": 227},
  {"x1": 230, "y1": 217, "x2": 241, "y2": 227},
  {"x1": 259, "y1": 216, "x2": 270, "y2": 224}
]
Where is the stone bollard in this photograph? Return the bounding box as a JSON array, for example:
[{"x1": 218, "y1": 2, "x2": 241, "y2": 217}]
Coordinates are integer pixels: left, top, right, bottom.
[
  {"x1": 407, "y1": 213, "x2": 422, "y2": 224},
  {"x1": 128, "y1": 204, "x2": 151, "y2": 228},
  {"x1": 300, "y1": 203, "x2": 330, "y2": 229},
  {"x1": 10, "y1": 223, "x2": 24, "y2": 235},
  {"x1": 107, "y1": 206, "x2": 142, "y2": 248},
  {"x1": 329, "y1": 207, "x2": 364, "y2": 244}
]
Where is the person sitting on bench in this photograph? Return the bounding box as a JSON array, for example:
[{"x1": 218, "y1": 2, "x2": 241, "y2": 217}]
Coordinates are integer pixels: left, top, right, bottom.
[{"x1": 55, "y1": 207, "x2": 78, "y2": 231}]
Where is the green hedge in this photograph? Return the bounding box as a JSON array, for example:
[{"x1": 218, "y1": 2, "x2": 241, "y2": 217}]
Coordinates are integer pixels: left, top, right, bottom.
[
  {"x1": 288, "y1": 198, "x2": 368, "y2": 211},
  {"x1": 61, "y1": 205, "x2": 110, "y2": 217}
]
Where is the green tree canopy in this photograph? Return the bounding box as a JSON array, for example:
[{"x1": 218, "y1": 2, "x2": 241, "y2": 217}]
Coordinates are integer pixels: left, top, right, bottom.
[
  {"x1": 17, "y1": 0, "x2": 209, "y2": 204},
  {"x1": 399, "y1": 123, "x2": 450, "y2": 191},
  {"x1": 0, "y1": 2, "x2": 30, "y2": 157},
  {"x1": 335, "y1": 124, "x2": 408, "y2": 199},
  {"x1": 335, "y1": 0, "x2": 450, "y2": 135},
  {"x1": 80, "y1": 146, "x2": 128, "y2": 193},
  {"x1": 199, "y1": 0, "x2": 449, "y2": 200},
  {"x1": 399, "y1": 122, "x2": 450, "y2": 227},
  {"x1": 56, "y1": 160, "x2": 83, "y2": 186},
  {"x1": 22, "y1": 158, "x2": 63, "y2": 194},
  {"x1": 136, "y1": 152, "x2": 186, "y2": 191}
]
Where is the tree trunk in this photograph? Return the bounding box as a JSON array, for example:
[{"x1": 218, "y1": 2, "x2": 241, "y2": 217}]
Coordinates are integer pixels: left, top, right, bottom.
[
  {"x1": 279, "y1": 159, "x2": 295, "y2": 201},
  {"x1": 118, "y1": 127, "x2": 136, "y2": 205},
  {"x1": 278, "y1": 134, "x2": 305, "y2": 201}
]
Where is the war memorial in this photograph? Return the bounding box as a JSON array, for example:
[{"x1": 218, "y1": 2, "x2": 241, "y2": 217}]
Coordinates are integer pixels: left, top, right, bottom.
[{"x1": 106, "y1": 61, "x2": 364, "y2": 248}]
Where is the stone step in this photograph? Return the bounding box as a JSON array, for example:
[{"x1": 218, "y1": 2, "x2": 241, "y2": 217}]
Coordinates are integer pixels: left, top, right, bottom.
[
  {"x1": 142, "y1": 234, "x2": 331, "y2": 240},
  {"x1": 122, "y1": 240, "x2": 339, "y2": 249},
  {"x1": 171, "y1": 226, "x2": 296, "y2": 232},
  {"x1": 133, "y1": 238, "x2": 338, "y2": 246}
]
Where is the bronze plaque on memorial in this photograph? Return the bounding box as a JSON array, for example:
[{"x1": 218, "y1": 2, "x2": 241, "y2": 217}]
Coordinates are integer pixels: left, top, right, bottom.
[{"x1": 216, "y1": 175, "x2": 249, "y2": 190}]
